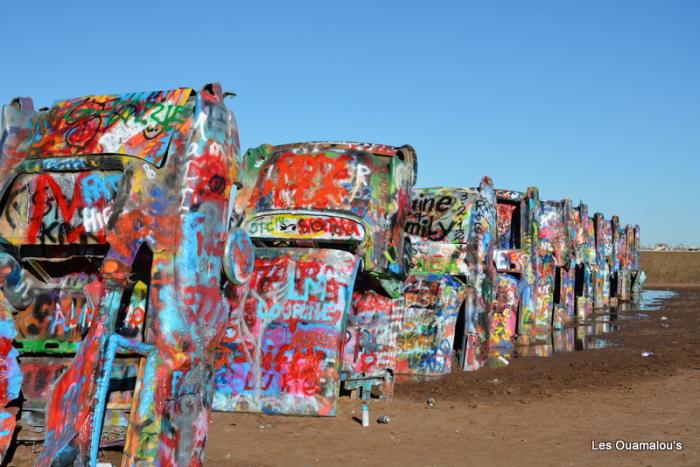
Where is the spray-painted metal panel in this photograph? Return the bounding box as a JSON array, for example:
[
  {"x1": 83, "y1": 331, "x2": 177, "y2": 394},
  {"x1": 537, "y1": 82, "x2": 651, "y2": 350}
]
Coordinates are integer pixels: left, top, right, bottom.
[
  {"x1": 17, "y1": 89, "x2": 191, "y2": 166},
  {"x1": 489, "y1": 273, "x2": 520, "y2": 347},
  {"x1": 395, "y1": 273, "x2": 467, "y2": 375},
  {"x1": 214, "y1": 248, "x2": 359, "y2": 416},
  {"x1": 342, "y1": 291, "x2": 402, "y2": 397}
]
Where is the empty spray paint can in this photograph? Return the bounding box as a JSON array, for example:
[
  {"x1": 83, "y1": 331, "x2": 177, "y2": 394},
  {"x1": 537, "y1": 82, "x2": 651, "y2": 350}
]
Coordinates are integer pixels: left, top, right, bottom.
[
  {"x1": 377, "y1": 416, "x2": 391, "y2": 424},
  {"x1": 361, "y1": 403, "x2": 369, "y2": 427}
]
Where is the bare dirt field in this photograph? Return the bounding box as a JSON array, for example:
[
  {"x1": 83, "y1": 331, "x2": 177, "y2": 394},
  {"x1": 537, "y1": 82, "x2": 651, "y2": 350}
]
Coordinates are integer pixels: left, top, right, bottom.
[
  {"x1": 641, "y1": 251, "x2": 700, "y2": 287},
  {"x1": 6, "y1": 253, "x2": 699, "y2": 466}
]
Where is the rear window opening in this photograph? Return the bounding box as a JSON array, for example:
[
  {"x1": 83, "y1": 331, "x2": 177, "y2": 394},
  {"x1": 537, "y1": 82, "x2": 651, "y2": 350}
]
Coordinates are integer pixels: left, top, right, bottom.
[
  {"x1": 352, "y1": 273, "x2": 392, "y2": 297},
  {"x1": 610, "y1": 272, "x2": 619, "y2": 298},
  {"x1": 574, "y1": 264, "x2": 586, "y2": 297},
  {"x1": 14, "y1": 243, "x2": 152, "y2": 342},
  {"x1": 553, "y1": 266, "x2": 563, "y2": 305},
  {"x1": 450, "y1": 276, "x2": 469, "y2": 365},
  {"x1": 19, "y1": 244, "x2": 110, "y2": 283},
  {"x1": 115, "y1": 245, "x2": 153, "y2": 341},
  {"x1": 253, "y1": 238, "x2": 360, "y2": 255},
  {"x1": 496, "y1": 200, "x2": 521, "y2": 250}
]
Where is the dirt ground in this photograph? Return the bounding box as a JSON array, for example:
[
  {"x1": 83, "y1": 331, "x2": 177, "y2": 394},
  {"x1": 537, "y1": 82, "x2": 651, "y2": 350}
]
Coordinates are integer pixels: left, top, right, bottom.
[
  {"x1": 6, "y1": 285, "x2": 699, "y2": 466},
  {"x1": 202, "y1": 287, "x2": 700, "y2": 467}
]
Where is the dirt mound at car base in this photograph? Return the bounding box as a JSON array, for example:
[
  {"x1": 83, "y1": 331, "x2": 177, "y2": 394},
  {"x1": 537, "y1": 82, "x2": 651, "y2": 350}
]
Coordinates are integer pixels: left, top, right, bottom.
[{"x1": 641, "y1": 251, "x2": 700, "y2": 286}]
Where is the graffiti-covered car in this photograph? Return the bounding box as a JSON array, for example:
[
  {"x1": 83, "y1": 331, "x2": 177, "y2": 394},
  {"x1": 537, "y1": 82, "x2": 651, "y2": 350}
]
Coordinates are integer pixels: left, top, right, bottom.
[
  {"x1": 593, "y1": 212, "x2": 614, "y2": 308},
  {"x1": 214, "y1": 141, "x2": 416, "y2": 415},
  {"x1": 490, "y1": 187, "x2": 539, "y2": 346},
  {"x1": 569, "y1": 202, "x2": 596, "y2": 321},
  {"x1": 533, "y1": 199, "x2": 574, "y2": 330},
  {"x1": 610, "y1": 216, "x2": 628, "y2": 304},
  {"x1": 629, "y1": 225, "x2": 645, "y2": 300},
  {"x1": 396, "y1": 177, "x2": 497, "y2": 374},
  {"x1": 0, "y1": 83, "x2": 252, "y2": 465}
]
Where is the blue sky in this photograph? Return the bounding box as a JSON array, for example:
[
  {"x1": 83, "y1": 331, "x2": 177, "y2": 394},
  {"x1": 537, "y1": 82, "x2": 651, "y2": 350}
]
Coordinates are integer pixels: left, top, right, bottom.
[{"x1": 1, "y1": 1, "x2": 698, "y2": 245}]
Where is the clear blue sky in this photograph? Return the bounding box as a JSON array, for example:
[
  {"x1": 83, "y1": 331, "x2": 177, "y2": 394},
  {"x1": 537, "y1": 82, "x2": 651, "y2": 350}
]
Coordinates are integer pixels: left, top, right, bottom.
[{"x1": 1, "y1": 1, "x2": 698, "y2": 245}]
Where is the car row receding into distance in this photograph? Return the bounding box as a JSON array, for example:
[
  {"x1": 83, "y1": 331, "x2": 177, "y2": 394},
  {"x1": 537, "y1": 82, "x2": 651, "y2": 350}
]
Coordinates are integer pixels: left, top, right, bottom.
[{"x1": 0, "y1": 83, "x2": 644, "y2": 466}]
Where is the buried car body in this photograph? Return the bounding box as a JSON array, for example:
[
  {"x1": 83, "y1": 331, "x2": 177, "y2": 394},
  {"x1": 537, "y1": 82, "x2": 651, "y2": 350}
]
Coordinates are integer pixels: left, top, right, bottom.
[
  {"x1": 214, "y1": 141, "x2": 416, "y2": 415},
  {"x1": 0, "y1": 83, "x2": 252, "y2": 465}
]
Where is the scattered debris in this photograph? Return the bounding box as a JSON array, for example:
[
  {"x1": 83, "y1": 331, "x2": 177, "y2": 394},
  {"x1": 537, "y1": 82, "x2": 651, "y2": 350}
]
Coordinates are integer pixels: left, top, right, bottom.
[{"x1": 641, "y1": 351, "x2": 654, "y2": 357}]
